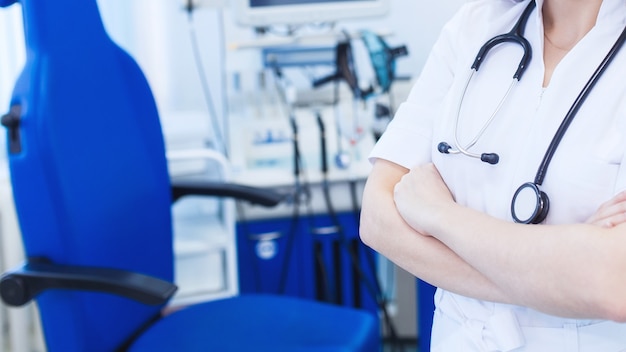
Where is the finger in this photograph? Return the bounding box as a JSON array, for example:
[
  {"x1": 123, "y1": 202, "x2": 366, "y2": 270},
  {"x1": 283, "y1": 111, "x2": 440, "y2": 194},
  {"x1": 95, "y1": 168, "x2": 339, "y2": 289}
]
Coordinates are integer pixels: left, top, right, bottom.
[
  {"x1": 602, "y1": 202, "x2": 626, "y2": 219},
  {"x1": 588, "y1": 213, "x2": 613, "y2": 227},
  {"x1": 591, "y1": 212, "x2": 626, "y2": 228},
  {"x1": 607, "y1": 212, "x2": 626, "y2": 228},
  {"x1": 597, "y1": 191, "x2": 626, "y2": 211},
  {"x1": 614, "y1": 190, "x2": 626, "y2": 202},
  {"x1": 588, "y1": 199, "x2": 626, "y2": 225}
]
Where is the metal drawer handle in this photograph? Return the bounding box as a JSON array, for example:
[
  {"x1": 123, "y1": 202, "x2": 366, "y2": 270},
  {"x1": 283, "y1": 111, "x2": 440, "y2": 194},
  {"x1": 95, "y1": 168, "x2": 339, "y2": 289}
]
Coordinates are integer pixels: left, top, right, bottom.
[
  {"x1": 248, "y1": 231, "x2": 282, "y2": 242},
  {"x1": 311, "y1": 226, "x2": 340, "y2": 236}
]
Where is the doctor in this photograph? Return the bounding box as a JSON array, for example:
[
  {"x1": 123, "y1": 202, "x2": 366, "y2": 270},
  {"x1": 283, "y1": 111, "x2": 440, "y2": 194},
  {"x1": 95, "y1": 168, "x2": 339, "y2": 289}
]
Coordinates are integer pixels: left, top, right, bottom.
[{"x1": 360, "y1": 0, "x2": 626, "y2": 350}]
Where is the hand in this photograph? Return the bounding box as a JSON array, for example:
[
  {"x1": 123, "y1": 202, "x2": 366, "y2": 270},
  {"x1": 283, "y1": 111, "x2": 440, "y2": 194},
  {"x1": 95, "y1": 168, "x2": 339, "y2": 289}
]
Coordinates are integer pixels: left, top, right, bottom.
[
  {"x1": 587, "y1": 190, "x2": 626, "y2": 228},
  {"x1": 393, "y1": 163, "x2": 454, "y2": 235}
]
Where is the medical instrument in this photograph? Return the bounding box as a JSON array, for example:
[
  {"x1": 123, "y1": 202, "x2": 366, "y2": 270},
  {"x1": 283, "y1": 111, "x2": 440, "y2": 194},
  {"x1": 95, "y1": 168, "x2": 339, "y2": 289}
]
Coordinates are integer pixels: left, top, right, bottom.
[
  {"x1": 313, "y1": 38, "x2": 375, "y2": 100},
  {"x1": 313, "y1": 112, "x2": 402, "y2": 350},
  {"x1": 312, "y1": 38, "x2": 363, "y2": 169},
  {"x1": 360, "y1": 29, "x2": 408, "y2": 95},
  {"x1": 438, "y1": 0, "x2": 626, "y2": 224},
  {"x1": 333, "y1": 97, "x2": 352, "y2": 169},
  {"x1": 185, "y1": 0, "x2": 229, "y2": 156},
  {"x1": 437, "y1": 0, "x2": 535, "y2": 165},
  {"x1": 233, "y1": 0, "x2": 389, "y2": 27}
]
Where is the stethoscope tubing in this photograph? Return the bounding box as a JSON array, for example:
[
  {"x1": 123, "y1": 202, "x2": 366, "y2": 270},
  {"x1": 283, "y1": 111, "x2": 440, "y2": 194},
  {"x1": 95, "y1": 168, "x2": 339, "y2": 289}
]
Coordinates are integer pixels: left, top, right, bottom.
[
  {"x1": 534, "y1": 24, "x2": 626, "y2": 185},
  {"x1": 452, "y1": 72, "x2": 518, "y2": 157},
  {"x1": 472, "y1": 0, "x2": 535, "y2": 79},
  {"x1": 441, "y1": 0, "x2": 536, "y2": 164}
]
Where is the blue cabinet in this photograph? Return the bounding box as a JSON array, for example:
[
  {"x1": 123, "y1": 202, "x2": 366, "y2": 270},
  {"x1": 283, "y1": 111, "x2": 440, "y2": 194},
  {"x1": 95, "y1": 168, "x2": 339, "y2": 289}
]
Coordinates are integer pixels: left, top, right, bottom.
[
  {"x1": 236, "y1": 216, "x2": 311, "y2": 298},
  {"x1": 236, "y1": 211, "x2": 378, "y2": 313}
]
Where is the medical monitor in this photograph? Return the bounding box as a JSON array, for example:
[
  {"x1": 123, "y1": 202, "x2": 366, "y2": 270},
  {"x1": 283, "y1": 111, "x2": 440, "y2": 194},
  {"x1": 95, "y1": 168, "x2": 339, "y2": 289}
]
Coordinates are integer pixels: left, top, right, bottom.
[{"x1": 233, "y1": 0, "x2": 390, "y2": 27}]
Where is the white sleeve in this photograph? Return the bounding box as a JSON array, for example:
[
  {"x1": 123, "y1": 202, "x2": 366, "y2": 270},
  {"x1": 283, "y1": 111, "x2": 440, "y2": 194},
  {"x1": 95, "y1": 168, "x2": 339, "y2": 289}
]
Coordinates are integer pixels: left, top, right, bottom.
[{"x1": 368, "y1": 4, "x2": 467, "y2": 170}]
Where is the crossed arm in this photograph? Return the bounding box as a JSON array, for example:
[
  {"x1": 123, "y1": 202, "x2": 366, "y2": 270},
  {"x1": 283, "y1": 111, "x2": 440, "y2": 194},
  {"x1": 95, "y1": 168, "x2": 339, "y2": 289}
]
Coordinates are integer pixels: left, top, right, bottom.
[{"x1": 359, "y1": 158, "x2": 626, "y2": 322}]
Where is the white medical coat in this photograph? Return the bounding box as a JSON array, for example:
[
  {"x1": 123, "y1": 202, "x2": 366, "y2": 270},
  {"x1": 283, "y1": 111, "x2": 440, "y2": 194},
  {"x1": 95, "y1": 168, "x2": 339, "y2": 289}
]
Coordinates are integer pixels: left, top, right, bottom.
[{"x1": 370, "y1": 0, "x2": 626, "y2": 350}]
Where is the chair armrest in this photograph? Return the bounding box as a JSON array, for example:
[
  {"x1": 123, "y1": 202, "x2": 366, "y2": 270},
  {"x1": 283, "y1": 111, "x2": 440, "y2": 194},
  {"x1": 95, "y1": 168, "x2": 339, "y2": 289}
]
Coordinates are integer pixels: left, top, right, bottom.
[
  {"x1": 167, "y1": 148, "x2": 285, "y2": 207},
  {"x1": 171, "y1": 180, "x2": 285, "y2": 207},
  {"x1": 0, "y1": 259, "x2": 177, "y2": 307}
]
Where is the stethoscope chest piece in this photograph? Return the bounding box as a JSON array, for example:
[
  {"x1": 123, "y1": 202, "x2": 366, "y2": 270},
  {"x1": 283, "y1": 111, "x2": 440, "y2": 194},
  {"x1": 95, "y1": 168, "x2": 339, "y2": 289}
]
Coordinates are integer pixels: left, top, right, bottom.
[{"x1": 511, "y1": 182, "x2": 549, "y2": 224}]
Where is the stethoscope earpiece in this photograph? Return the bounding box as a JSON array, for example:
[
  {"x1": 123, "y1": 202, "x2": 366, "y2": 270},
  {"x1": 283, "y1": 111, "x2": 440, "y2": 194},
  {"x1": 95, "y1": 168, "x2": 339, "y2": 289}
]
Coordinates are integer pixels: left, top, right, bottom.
[
  {"x1": 437, "y1": 141, "x2": 499, "y2": 165},
  {"x1": 480, "y1": 153, "x2": 499, "y2": 165},
  {"x1": 511, "y1": 182, "x2": 549, "y2": 224},
  {"x1": 437, "y1": 142, "x2": 452, "y2": 154}
]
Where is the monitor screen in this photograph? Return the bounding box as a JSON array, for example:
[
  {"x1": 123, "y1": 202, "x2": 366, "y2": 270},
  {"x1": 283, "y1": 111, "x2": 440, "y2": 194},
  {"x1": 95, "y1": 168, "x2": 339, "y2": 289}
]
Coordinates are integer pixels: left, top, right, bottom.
[{"x1": 233, "y1": 0, "x2": 389, "y2": 27}]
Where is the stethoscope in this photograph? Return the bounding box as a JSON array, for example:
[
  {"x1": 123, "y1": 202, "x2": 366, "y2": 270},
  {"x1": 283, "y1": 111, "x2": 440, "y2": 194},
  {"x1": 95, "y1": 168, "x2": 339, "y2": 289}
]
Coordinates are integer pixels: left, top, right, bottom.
[{"x1": 438, "y1": 0, "x2": 626, "y2": 224}]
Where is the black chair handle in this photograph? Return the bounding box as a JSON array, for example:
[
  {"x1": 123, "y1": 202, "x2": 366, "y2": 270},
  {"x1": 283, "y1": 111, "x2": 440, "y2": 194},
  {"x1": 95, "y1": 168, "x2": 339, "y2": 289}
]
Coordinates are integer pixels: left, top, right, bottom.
[
  {"x1": 171, "y1": 180, "x2": 285, "y2": 207},
  {"x1": 0, "y1": 259, "x2": 177, "y2": 307}
]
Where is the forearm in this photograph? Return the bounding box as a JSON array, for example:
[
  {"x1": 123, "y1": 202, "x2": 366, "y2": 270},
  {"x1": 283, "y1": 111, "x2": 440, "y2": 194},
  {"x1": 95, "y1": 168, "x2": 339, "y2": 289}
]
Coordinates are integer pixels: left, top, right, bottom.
[
  {"x1": 430, "y1": 202, "x2": 626, "y2": 321},
  {"x1": 360, "y1": 208, "x2": 508, "y2": 303},
  {"x1": 360, "y1": 160, "x2": 509, "y2": 303}
]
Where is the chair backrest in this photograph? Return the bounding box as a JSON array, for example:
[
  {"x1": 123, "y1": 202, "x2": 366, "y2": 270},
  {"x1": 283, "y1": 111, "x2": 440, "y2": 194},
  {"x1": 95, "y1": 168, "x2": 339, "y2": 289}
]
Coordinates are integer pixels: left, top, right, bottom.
[{"x1": 1, "y1": 1, "x2": 174, "y2": 350}]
